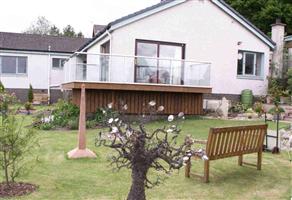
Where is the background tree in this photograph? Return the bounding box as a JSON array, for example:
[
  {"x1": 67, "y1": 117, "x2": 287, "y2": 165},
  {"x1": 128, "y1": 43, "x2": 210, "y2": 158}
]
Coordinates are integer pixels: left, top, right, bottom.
[
  {"x1": 225, "y1": 0, "x2": 292, "y2": 35},
  {"x1": 63, "y1": 25, "x2": 84, "y2": 38},
  {"x1": 49, "y1": 25, "x2": 61, "y2": 36},
  {"x1": 24, "y1": 16, "x2": 52, "y2": 35},
  {"x1": 24, "y1": 17, "x2": 84, "y2": 37},
  {"x1": 96, "y1": 101, "x2": 206, "y2": 200}
]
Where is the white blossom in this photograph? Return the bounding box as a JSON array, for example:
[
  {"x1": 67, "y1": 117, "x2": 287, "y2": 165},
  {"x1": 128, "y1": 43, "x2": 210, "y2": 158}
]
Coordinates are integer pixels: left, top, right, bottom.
[
  {"x1": 158, "y1": 106, "x2": 164, "y2": 112},
  {"x1": 108, "y1": 118, "x2": 114, "y2": 124},
  {"x1": 149, "y1": 100, "x2": 156, "y2": 107},
  {"x1": 123, "y1": 104, "x2": 128, "y2": 110},
  {"x1": 111, "y1": 127, "x2": 119, "y2": 133},
  {"x1": 114, "y1": 118, "x2": 119, "y2": 122},
  {"x1": 183, "y1": 156, "x2": 189, "y2": 161},
  {"x1": 167, "y1": 129, "x2": 173, "y2": 133},
  {"x1": 107, "y1": 102, "x2": 113, "y2": 109},
  {"x1": 178, "y1": 112, "x2": 184, "y2": 118},
  {"x1": 168, "y1": 115, "x2": 174, "y2": 122},
  {"x1": 202, "y1": 155, "x2": 209, "y2": 161}
]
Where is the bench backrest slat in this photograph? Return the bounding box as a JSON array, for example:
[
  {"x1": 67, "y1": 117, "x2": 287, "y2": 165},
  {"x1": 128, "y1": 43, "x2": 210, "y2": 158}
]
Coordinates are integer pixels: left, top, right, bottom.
[{"x1": 206, "y1": 124, "x2": 267, "y2": 160}]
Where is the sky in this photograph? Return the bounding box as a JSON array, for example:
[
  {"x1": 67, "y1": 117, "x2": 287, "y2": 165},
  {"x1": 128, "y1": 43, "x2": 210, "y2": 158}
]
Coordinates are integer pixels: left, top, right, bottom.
[{"x1": 0, "y1": 0, "x2": 159, "y2": 37}]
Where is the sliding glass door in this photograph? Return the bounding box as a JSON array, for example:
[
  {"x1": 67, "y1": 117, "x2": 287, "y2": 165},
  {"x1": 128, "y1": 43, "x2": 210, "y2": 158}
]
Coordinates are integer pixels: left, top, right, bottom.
[{"x1": 135, "y1": 40, "x2": 185, "y2": 85}]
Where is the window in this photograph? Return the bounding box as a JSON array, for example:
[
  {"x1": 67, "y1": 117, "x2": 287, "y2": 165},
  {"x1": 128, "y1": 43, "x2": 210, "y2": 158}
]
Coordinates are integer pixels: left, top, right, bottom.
[
  {"x1": 237, "y1": 51, "x2": 263, "y2": 77},
  {"x1": 0, "y1": 56, "x2": 27, "y2": 74},
  {"x1": 135, "y1": 40, "x2": 185, "y2": 84},
  {"x1": 52, "y1": 58, "x2": 66, "y2": 69}
]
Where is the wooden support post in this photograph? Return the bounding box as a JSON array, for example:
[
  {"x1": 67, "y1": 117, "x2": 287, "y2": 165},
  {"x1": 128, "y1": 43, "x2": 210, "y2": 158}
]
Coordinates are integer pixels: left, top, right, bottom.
[
  {"x1": 185, "y1": 160, "x2": 191, "y2": 178},
  {"x1": 257, "y1": 151, "x2": 262, "y2": 170},
  {"x1": 67, "y1": 84, "x2": 97, "y2": 159},
  {"x1": 238, "y1": 155, "x2": 243, "y2": 166},
  {"x1": 204, "y1": 160, "x2": 210, "y2": 183}
]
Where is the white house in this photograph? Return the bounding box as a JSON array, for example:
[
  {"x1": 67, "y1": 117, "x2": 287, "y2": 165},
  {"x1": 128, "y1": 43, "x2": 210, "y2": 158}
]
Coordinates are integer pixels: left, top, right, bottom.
[
  {"x1": 0, "y1": 32, "x2": 89, "y2": 102},
  {"x1": 61, "y1": 0, "x2": 280, "y2": 114},
  {"x1": 64, "y1": 0, "x2": 276, "y2": 107}
]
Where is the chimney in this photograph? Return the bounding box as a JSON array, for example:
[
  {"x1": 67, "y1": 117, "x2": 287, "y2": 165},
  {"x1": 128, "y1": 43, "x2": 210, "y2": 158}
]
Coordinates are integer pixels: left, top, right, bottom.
[{"x1": 271, "y1": 18, "x2": 286, "y2": 78}]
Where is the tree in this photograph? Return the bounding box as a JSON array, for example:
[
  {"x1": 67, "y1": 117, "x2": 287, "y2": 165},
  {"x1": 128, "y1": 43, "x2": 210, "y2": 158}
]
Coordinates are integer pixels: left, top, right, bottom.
[
  {"x1": 24, "y1": 16, "x2": 52, "y2": 35},
  {"x1": 96, "y1": 101, "x2": 206, "y2": 200},
  {"x1": 28, "y1": 84, "x2": 34, "y2": 103},
  {"x1": 24, "y1": 17, "x2": 84, "y2": 37},
  {"x1": 63, "y1": 25, "x2": 76, "y2": 37},
  {"x1": 49, "y1": 25, "x2": 61, "y2": 36},
  {"x1": 225, "y1": 0, "x2": 292, "y2": 35},
  {"x1": 0, "y1": 116, "x2": 38, "y2": 186},
  {"x1": 77, "y1": 31, "x2": 84, "y2": 38}
]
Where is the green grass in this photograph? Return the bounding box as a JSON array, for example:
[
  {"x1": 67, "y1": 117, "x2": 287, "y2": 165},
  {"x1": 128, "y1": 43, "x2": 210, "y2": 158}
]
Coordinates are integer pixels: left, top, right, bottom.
[{"x1": 1, "y1": 117, "x2": 291, "y2": 200}]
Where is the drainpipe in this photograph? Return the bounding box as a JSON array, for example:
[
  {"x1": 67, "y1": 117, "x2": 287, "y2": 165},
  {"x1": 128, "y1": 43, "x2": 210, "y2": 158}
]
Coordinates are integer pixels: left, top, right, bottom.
[
  {"x1": 47, "y1": 45, "x2": 51, "y2": 105},
  {"x1": 105, "y1": 30, "x2": 112, "y2": 81}
]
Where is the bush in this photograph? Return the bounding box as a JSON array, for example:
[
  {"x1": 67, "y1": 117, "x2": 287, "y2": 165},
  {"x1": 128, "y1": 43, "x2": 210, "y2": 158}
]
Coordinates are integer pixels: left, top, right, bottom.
[
  {"x1": 67, "y1": 118, "x2": 79, "y2": 130},
  {"x1": 28, "y1": 84, "x2": 34, "y2": 103},
  {"x1": 24, "y1": 102, "x2": 33, "y2": 115},
  {"x1": 287, "y1": 69, "x2": 292, "y2": 94},
  {"x1": 229, "y1": 102, "x2": 247, "y2": 113},
  {"x1": 0, "y1": 81, "x2": 5, "y2": 93},
  {"x1": 39, "y1": 122, "x2": 55, "y2": 130},
  {"x1": 86, "y1": 120, "x2": 96, "y2": 129},
  {"x1": 95, "y1": 106, "x2": 118, "y2": 125},
  {"x1": 52, "y1": 100, "x2": 79, "y2": 127},
  {"x1": 254, "y1": 101, "x2": 264, "y2": 116},
  {"x1": 268, "y1": 106, "x2": 285, "y2": 114}
]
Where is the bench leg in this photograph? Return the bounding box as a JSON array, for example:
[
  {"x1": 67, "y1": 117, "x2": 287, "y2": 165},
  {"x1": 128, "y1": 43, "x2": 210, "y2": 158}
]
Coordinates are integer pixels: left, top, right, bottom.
[
  {"x1": 185, "y1": 160, "x2": 191, "y2": 178},
  {"x1": 257, "y1": 151, "x2": 262, "y2": 170},
  {"x1": 238, "y1": 155, "x2": 243, "y2": 166},
  {"x1": 204, "y1": 160, "x2": 210, "y2": 183}
]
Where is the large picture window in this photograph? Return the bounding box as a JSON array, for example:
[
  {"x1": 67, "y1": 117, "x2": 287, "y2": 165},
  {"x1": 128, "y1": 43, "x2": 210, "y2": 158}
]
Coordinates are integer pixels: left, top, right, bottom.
[
  {"x1": 237, "y1": 51, "x2": 263, "y2": 77},
  {"x1": 0, "y1": 56, "x2": 27, "y2": 75},
  {"x1": 135, "y1": 39, "x2": 185, "y2": 85}
]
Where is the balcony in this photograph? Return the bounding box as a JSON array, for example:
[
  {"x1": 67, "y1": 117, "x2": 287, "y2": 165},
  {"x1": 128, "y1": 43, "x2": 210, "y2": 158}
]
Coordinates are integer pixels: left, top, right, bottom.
[{"x1": 64, "y1": 53, "x2": 211, "y2": 89}]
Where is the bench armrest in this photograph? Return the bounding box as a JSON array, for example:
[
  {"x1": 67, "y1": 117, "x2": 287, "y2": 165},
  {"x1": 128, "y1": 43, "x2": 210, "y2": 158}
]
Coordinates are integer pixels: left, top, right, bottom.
[{"x1": 193, "y1": 139, "x2": 207, "y2": 145}]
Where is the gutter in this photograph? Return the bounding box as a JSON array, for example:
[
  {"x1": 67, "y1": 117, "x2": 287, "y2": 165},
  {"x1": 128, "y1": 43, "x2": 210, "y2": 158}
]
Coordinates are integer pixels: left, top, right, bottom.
[{"x1": 47, "y1": 45, "x2": 51, "y2": 105}]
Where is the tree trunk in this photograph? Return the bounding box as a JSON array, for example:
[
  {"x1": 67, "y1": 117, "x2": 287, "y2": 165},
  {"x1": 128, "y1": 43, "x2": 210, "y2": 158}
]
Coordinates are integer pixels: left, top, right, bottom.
[
  {"x1": 127, "y1": 165, "x2": 148, "y2": 200},
  {"x1": 3, "y1": 150, "x2": 10, "y2": 186}
]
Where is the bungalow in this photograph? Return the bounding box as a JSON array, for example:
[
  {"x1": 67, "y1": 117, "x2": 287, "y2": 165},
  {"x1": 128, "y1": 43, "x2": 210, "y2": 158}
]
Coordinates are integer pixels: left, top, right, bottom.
[
  {"x1": 0, "y1": 32, "x2": 89, "y2": 102},
  {"x1": 63, "y1": 0, "x2": 277, "y2": 114}
]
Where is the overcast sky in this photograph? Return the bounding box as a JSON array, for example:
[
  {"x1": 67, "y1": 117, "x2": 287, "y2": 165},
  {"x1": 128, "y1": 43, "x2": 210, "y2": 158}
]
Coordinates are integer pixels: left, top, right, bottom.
[{"x1": 0, "y1": 0, "x2": 159, "y2": 37}]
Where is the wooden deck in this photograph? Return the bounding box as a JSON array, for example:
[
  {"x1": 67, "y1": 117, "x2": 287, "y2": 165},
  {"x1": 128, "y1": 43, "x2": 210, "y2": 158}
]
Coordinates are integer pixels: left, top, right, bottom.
[{"x1": 63, "y1": 82, "x2": 212, "y2": 115}]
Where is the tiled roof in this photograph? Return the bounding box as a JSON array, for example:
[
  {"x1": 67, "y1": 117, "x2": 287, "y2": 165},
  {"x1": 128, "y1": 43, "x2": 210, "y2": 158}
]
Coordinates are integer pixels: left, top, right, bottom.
[{"x1": 0, "y1": 32, "x2": 90, "y2": 53}]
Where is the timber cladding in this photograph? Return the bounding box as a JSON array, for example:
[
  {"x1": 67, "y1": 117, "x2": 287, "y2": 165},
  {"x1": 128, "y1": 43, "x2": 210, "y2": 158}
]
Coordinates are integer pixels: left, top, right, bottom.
[{"x1": 72, "y1": 89, "x2": 204, "y2": 115}]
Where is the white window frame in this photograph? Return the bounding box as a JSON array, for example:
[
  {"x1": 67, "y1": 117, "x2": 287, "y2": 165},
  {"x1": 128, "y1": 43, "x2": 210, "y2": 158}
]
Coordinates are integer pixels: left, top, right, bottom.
[
  {"x1": 237, "y1": 50, "x2": 263, "y2": 79},
  {"x1": 0, "y1": 55, "x2": 28, "y2": 75},
  {"x1": 242, "y1": 52, "x2": 257, "y2": 76},
  {"x1": 52, "y1": 58, "x2": 66, "y2": 70}
]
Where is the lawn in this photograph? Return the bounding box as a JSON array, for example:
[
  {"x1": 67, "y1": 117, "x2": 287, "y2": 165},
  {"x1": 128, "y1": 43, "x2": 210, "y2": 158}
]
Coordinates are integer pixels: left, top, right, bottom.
[{"x1": 2, "y1": 116, "x2": 291, "y2": 200}]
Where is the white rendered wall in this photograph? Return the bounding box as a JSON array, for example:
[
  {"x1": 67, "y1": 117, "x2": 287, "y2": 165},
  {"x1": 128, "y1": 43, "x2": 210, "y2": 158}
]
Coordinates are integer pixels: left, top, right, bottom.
[
  {"x1": 0, "y1": 51, "x2": 70, "y2": 89},
  {"x1": 86, "y1": 0, "x2": 271, "y2": 96}
]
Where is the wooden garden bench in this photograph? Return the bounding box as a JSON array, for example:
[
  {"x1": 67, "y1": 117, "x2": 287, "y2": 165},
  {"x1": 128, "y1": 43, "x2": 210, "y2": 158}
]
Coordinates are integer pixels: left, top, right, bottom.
[{"x1": 185, "y1": 124, "x2": 268, "y2": 183}]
